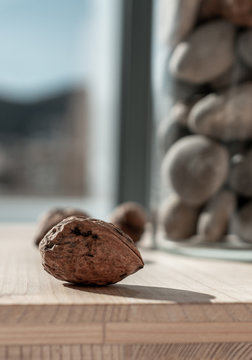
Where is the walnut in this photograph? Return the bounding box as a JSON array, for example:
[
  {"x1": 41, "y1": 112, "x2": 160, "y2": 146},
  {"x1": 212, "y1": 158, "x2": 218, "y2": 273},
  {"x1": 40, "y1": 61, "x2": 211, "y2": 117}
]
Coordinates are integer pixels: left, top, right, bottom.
[
  {"x1": 34, "y1": 208, "x2": 90, "y2": 246},
  {"x1": 39, "y1": 216, "x2": 144, "y2": 285},
  {"x1": 109, "y1": 202, "x2": 147, "y2": 243}
]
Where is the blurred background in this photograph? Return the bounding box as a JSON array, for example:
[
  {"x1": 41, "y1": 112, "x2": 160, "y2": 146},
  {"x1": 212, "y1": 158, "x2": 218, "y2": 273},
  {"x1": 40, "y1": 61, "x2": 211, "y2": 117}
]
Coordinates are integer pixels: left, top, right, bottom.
[{"x1": 0, "y1": 0, "x2": 152, "y2": 222}]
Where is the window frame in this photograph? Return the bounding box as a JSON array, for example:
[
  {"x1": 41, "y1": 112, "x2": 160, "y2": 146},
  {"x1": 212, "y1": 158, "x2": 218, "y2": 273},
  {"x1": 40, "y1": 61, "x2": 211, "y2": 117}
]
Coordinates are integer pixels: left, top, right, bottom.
[{"x1": 117, "y1": 0, "x2": 153, "y2": 209}]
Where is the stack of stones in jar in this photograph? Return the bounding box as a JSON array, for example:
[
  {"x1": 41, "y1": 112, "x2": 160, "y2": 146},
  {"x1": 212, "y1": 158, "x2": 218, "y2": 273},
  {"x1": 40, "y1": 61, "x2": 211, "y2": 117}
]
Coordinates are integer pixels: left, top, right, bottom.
[{"x1": 158, "y1": 0, "x2": 252, "y2": 245}]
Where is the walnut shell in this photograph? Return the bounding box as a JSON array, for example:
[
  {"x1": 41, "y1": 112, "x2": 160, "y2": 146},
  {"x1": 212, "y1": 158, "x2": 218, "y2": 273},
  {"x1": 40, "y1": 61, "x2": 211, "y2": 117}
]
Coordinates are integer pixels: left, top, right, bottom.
[
  {"x1": 34, "y1": 208, "x2": 90, "y2": 246},
  {"x1": 39, "y1": 216, "x2": 144, "y2": 285},
  {"x1": 109, "y1": 202, "x2": 147, "y2": 243}
]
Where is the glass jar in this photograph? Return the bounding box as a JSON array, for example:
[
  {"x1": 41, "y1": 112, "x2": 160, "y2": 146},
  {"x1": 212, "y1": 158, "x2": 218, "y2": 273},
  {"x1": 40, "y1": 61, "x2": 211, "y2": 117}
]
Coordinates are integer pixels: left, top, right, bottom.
[{"x1": 151, "y1": 0, "x2": 252, "y2": 260}]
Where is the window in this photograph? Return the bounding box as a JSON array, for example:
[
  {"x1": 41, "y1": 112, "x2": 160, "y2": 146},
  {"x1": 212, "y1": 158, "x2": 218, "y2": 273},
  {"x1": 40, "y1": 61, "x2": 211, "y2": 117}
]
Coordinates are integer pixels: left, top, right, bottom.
[{"x1": 0, "y1": 0, "x2": 122, "y2": 222}]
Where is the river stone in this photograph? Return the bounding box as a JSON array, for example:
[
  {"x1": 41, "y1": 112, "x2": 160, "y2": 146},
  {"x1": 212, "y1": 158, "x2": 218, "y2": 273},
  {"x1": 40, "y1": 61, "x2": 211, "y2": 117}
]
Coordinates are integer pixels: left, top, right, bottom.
[
  {"x1": 168, "y1": 0, "x2": 201, "y2": 46},
  {"x1": 162, "y1": 135, "x2": 229, "y2": 205},
  {"x1": 158, "y1": 120, "x2": 190, "y2": 156},
  {"x1": 211, "y1": 61, "x2": 252, "y2": 90},
  {"x1": 229, "y1": 150, "x2": 252, "y2": 197},
  {"x1": 159, "y1": 194, "x2": 199, "y2": 241},
  {"x1": 221, "y1": 0, "x2": 252, "y2": 27},
  {"x1": 238, "y1": 30, "x2": 252, "y2": 69},
  {"x1": 164, "y1": 67, "x2": 208, "y2": 103},
  {"x1": 157, "y1": 103, "x2": 191, "y2": 155},
  {"x1": 170, "y1": 102, "x2": 190, "y2": 126},
  {"x1": 169, "y1": 20, "x2": 235, "y2": 84},
  {"x1": 232, "y1": 203, "x2": 252, "y2": 243},
  {"x1": 189, "y1": 83, "x2": 252, "y2": 141},
  {"x1": 200, "y1": 0, "x2": 252, "y2": 26},
  {"x1": 197, "y1": 190, "x2": 235, "y2": 243},
  {"x1": 158, "y1": 0, "x2": 201, "y2": 46},
  {"x1": 199, "y1": 0, "x2": 220, "y2": 20}
]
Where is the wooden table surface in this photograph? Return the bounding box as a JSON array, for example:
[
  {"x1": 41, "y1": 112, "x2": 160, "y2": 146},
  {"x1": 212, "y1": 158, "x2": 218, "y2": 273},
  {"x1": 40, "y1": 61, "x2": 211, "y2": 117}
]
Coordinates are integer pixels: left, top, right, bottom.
[{"x1": 1, "y1": 224, "x2": 252, "y2": 359}]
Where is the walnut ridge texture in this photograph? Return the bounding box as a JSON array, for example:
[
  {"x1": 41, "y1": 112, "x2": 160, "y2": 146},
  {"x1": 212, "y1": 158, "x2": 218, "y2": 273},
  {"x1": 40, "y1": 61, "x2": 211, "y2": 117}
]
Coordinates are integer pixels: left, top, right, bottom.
[
  {"x1": 34, "y1": 208, "x2": 90, "y2": 246},
  {"x1": 39, "y1": 216, "x2": 144, "y2": 285}
]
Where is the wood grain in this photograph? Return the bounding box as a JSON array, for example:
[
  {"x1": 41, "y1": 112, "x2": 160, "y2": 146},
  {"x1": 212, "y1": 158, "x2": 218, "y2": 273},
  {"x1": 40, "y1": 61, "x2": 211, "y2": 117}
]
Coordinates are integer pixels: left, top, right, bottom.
[
  {"x1": 1, "y1": 343, "x2": 252, "y2": 360},
  {"x1": 1, "y1": 224, "x2": 252, "y2": 352},
  {"x1": 106, "y1": 322, "x2": 252, "y2": 344},
  {"x1": 124, "y1": 343, "x2": 252, "y2": 360},
  {"x1": 0, "y1": 324, "x2": 103, "y2": 345}
]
